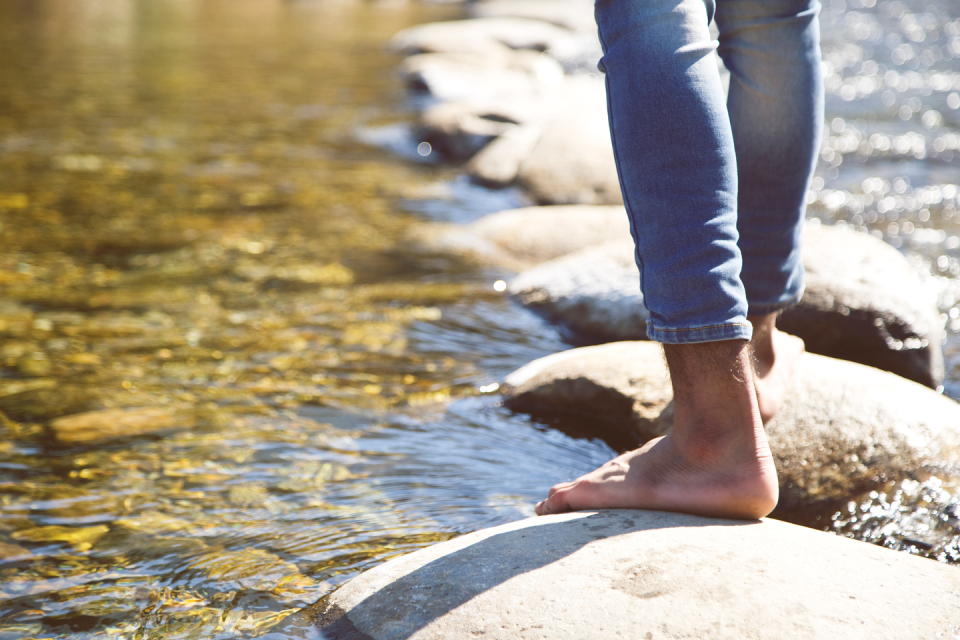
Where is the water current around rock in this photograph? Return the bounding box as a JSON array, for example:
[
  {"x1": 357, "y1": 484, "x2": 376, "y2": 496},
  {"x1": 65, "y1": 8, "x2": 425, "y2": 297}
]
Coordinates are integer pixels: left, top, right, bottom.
[{"x1": 0, "y1": 0, "x2": 958, "y2": 638}]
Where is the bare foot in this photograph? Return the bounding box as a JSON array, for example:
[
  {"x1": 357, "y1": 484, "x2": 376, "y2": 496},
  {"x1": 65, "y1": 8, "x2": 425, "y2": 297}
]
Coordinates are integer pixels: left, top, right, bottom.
[
  {"x1": 535, "y1": 341, "x2": 779, "y2": 520},
  {"x1": 748, "y1": 313, "x2": 805, "y2": 424}
]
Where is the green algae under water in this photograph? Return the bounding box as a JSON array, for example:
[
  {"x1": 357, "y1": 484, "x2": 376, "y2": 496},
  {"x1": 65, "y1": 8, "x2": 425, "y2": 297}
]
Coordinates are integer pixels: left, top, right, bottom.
[
  {"x1": 0, "y1": 2, "x2": 617, "y2": 638},
  {"x1": 2, "y1": 1, "x2": 960, "y2": 638}
]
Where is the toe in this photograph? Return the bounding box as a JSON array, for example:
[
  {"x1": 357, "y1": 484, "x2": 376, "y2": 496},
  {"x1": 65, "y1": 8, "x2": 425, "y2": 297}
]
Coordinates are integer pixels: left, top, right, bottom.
[
  {"x1": 546, "y1": 481, "x2": 573, "y2": 498},
  {"x1": 536, "y1": 485, "x2": 574, "y2": 516}
]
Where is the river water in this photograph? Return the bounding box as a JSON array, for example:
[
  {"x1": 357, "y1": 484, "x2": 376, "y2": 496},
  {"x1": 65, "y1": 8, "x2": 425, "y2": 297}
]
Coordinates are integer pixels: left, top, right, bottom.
[{"x1": 0, "y1": 0, "x2": 958, "y2": 638}]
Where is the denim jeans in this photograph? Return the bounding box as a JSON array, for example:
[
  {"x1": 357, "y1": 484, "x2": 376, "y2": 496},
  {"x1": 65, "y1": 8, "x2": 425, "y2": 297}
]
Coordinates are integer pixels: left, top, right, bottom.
[{"x1": 595, "y1": 0, "x2": 823, "y2": 343}]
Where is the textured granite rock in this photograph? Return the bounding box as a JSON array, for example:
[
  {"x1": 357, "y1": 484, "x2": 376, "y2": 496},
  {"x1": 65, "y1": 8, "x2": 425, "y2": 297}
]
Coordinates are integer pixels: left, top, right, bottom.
[
  {"x1": 469, "y1": 210, "x2": 942, "y2": 386},
  {"x1": 392, "y1": 14, "x2": 619, "y2": 205},
  {"x1": 502, "y1": 342, "x2": 960, "y2": 512},
  {"x1": 414, "y1": 74, "x2": 620, "y2": 204},
  {"x1": 399, "y1": 51, "x2": 564, "y2": 103},
  {"x1": 512, "y1": 76, "x2": 620, "y2": 205},
  {"x1": 309, "y1": 510, "x2": 960, "y2": 639},
  {"x1": 467, "y1": 0, "x2": 602, "y2": 72}
]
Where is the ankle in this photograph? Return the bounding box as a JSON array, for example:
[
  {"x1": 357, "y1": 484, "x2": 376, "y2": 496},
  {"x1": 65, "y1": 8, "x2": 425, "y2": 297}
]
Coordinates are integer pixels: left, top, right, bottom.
[
  {"x1": 747, "y1": 313, "x2": 778, "y2": 375},
  {"x1": 672, "y1": 421, "x2": 753, "y2": 464},
  {"x1": 662, "y1": 340, "x2": 763, "y2": 447}
]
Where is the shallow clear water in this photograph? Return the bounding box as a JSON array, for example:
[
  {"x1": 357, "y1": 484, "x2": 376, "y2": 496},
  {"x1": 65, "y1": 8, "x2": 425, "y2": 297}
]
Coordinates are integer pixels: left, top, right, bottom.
[
  {"x1": 1, "y1": 0, "x2": 959, "y2": 638},
  {"x1": 0, "y1": 2, "x2": 611, "y2": 637}
]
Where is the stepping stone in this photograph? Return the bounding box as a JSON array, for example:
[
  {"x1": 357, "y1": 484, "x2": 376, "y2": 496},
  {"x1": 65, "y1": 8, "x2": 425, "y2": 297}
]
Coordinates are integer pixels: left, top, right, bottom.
[
  {"x1": 502, "y1": 342, "x2": 960, "y2": 513},
  {"x1": 508, "y1": 239, "x2": 647, "y2": 342},
  {"x1": 415, "y1": 75, "x2": 621, "y2": 205},
  {"x1": 409, "y1": 205, "x2": 628, "y2": 271},
  {"x1": 309, "y1": 510, "x2": 960, "y2": 639},
  {"x1": 467, "y1": 0, "x2": 602, "y2": 73},
  {"x1": 510, "y1": 76, "x2": 619, "y2": 205},
  {"x1": 400, "y1": 51, "x2": 564, "y2": 103},
  {"x1": 393, "y1": 17, "x2": 619, "y2": 206}
]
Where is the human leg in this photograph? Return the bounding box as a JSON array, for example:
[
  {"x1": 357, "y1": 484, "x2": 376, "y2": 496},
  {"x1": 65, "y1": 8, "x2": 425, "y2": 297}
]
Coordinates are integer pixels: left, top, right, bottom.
[
  {"x1": 718, "y1": 0, "x2": 823, "y2": 315},
  {"x1": 537, "y1": 0, "x2": 774, "y2": 520},
  {"x1": 535, "y1": 0, "x2": 821, "y2": 519},
  {"x1": 594, "y1": 0, "x2": 751, "y2": 345},
  {"x1": 750, "y1": 312, "x2": 805, "y2": 423},
  {"x1": 720, "y1": 0, "x2": 823, "y2": 422}
]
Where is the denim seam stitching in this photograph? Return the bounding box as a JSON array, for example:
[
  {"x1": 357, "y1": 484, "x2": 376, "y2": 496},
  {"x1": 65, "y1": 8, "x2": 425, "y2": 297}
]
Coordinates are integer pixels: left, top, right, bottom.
[{"x1": 649, "y1": 323, "x2": 752, "y2": 333}]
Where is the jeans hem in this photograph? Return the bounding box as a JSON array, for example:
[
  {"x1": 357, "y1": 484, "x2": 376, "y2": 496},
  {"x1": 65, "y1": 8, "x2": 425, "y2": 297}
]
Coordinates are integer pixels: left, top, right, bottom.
[
  {"x1": 647, "y1": 322, "x2": 753, "y2": 344},
  {"x1": 747, "y1": 286, "x2": 805, "y2": 317}
]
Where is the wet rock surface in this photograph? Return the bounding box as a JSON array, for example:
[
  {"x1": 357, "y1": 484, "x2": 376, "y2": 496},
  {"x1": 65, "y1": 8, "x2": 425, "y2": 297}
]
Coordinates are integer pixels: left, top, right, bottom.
[
  {"x1": 502, "y1": 342, "x2": 960, "y2": 513},
  {"x1": 311, "y1": 510, "x2": 960, "y2": 640}
]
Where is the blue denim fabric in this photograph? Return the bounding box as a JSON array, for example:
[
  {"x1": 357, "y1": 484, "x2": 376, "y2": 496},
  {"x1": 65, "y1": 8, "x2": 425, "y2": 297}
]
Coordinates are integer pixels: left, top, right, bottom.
[{"x1": 595, "y1": 0, "x2": 823, "y2": 344}]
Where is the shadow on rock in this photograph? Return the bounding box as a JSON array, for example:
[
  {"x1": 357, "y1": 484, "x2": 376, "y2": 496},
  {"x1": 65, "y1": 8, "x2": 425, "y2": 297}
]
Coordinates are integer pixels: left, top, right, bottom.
[{"x1": 306, "y1": 511, "x2": 748, "y2": 640}]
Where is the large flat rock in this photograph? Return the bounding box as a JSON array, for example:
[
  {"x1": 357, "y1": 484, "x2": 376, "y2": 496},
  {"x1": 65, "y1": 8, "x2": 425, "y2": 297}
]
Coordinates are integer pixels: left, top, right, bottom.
[
  {"x1": 391, "y1": 17, "x2": 581, "y2": 59},
  {"x1": 390, "y1": 15, "x2": 600, "y2": 74},
  {"x1": 502, "y1": 342, "x2": 960, "y2": 512},
  {"x1": 311, "y1": 510, "x2": 960, "y2": 639},
  {"x1": 513, "y1": 76, "x2": 620, "y2": 205},
  {"x1": 400, "y1": 52, "x2": 564, "y2": 103}
]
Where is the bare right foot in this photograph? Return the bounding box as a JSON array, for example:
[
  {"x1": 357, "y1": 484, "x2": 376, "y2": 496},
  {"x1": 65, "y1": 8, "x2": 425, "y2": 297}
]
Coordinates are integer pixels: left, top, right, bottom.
[
  {"x1": 749, "y1": 313, "x2": 805, "y2": 424},
  {"x1": 535, "y1": 340, "x2": 779, "y2": 520}
]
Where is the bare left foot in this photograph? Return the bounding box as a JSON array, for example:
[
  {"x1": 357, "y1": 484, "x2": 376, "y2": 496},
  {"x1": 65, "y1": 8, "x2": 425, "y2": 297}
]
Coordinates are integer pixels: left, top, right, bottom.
[
  {"x1": 534, "y1": 340, "x2": 779, "y2": 520},
  {"x1": 749, "y1": 313, "x2": 804, "y2": 424}
]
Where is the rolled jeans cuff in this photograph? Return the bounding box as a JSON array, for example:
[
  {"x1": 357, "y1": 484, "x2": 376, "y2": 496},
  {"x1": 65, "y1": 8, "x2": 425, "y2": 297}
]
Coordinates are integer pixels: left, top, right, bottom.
[
  {"x1": 646, "y1": 321, "x2": 753, "y2": 344},
  {"x1": 747, "y1": 285, "x2": 805, "y2": 317}
]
